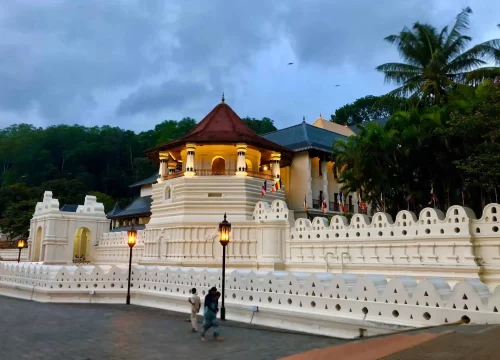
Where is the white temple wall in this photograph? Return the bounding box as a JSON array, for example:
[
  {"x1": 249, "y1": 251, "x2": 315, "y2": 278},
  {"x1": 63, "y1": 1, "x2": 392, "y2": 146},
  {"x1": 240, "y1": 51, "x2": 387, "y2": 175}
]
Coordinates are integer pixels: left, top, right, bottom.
[{"x1": 3, "y1": 262, "x2": 500, "y2": 338}]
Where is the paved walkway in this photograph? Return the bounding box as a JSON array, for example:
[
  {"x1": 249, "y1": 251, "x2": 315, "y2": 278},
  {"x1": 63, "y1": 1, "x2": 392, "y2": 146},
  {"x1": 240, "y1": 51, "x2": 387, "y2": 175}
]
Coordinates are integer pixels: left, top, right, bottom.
[
  {"x1": 0, "y1": 296, "x2": 345, "y2": 360},
  {"x1": 282, "y1": 324, "x2": 500, "y2": 360}
]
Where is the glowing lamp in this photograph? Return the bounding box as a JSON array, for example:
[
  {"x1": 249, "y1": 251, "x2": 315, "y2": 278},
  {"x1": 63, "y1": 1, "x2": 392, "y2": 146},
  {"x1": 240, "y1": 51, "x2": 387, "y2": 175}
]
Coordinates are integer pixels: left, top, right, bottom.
[
  {"x1": 262, "y1": 165, "x2": 268, "y2": 171},
  {"x1": 218, "y1": 213, "x2": 231, "y2": 246},
  {"x1": 17, "y1": 239, "x2": 25, "y2": 249},
  {"x1": 127, "y1": 227, "x2": 137, "y2": 248}
]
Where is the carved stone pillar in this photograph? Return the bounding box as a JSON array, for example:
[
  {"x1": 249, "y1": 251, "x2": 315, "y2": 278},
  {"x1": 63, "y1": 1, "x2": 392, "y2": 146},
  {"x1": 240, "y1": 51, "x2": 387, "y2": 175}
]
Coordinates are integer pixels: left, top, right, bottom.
[
  {"x1": 271, "y1": 153, "x2": 281, "y2": 179},
  {"x1": 236, "y1": 143, "x2": 247, "y2": 176},
  {"x1": 185, "y1": 143, "x2": 196, "y2": 177},
  {"x1": 322, "y1": 160, "x2": 329, "y2": 209},
  {"x1": 159, "y1": 151, "x2": 169, "y2": 182}
]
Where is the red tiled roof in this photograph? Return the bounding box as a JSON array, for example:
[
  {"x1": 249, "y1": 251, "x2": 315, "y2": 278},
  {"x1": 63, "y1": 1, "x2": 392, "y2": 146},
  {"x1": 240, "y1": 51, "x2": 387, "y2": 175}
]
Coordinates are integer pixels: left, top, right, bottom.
[{"x1": 145, "y1": 101, "x2": 292, "y2": 159}]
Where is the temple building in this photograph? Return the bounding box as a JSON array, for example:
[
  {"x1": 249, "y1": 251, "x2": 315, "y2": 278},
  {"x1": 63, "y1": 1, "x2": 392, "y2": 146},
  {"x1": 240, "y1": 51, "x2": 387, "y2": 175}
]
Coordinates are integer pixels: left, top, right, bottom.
[{"x1": 111, "y1": 103, "x2": 361, "y2": 227}]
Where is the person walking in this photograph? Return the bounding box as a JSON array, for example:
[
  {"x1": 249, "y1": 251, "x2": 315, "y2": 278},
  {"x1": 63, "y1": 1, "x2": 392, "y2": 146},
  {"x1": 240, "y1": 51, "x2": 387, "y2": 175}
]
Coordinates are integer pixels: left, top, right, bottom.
[
  {"x1": 201, "y1": 287, "x2": 223, "y2": 342},
  {"x1": 188, "y1": 287, "x2": 201, "y2": 332}
]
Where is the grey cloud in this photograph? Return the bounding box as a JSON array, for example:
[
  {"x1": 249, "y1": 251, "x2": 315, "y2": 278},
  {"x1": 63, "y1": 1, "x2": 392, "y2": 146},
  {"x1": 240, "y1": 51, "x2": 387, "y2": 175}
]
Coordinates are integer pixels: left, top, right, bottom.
[
  {"x1": 0, "y1": 1, "x2": 498, "y2": 129},
  {"x1": 116, "y1": 80, "x2": 209, "y2": 116}
]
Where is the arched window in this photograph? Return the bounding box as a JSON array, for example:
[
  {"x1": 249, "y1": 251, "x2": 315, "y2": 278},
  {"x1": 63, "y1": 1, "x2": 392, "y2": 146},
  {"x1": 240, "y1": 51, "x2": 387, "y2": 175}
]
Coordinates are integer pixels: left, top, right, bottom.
[
  {"x1": 245, "y1": 159, "x2": 253, "y2": 172},
  {"x1": 211, "y1": 157, "x2": 226, "y2": 175},
  {"x1": 165, "y1": 186, "x2": 171, "y2": 200}
]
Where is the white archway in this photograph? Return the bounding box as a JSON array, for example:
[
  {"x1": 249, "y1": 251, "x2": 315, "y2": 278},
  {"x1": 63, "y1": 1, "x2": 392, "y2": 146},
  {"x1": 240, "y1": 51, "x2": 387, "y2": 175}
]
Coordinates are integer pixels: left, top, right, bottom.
[
  {"x1": 33, "y1": 227, "x2": 43, "y2": 262},
  {"x1": 73, "y1": 227, "x2": 91, "y2": 261}
]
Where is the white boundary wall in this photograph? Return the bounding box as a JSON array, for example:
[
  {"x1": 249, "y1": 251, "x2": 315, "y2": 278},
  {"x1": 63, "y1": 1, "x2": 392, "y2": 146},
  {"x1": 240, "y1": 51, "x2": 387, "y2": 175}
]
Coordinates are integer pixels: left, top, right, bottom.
[
  {"x1": 2, "y1": 262, "x2": 500, "y2": 338},
  {"x1": 93, "y1": 201, "x2": 500, "y2": 289}
]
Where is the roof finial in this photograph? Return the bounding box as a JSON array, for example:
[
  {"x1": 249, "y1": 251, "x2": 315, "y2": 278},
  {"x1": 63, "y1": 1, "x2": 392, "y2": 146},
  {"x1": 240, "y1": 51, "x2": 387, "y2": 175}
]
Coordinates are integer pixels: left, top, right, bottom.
[
  {"x1": 302, "y1": 116, "x2": 305, "y2": 123},
  {"x1": 221, "y1": 92, "x2": 225, "y2": 103},
  {"x1": 319, "y1": 113, "x2": 322, "y2": 118}
]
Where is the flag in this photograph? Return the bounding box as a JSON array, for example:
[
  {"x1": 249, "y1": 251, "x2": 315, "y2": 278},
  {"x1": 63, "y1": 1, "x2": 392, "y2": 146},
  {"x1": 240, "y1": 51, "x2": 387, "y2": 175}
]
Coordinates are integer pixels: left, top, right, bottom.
[
  {"x1": 303, "y1": 194, "x2": 308, "y2": 211},
  {"x1": 272, "y1": 178, "x2": 283, "y2": 192},
  {"x1": 261, "y1": 180, "x2": 267, "y2": 196},
  {"x1": 338, "y1": 192, "x2": 346, "y2": 213},
  {"x1": 321, "y1": 199, "x2": 327, "y2": 214}
]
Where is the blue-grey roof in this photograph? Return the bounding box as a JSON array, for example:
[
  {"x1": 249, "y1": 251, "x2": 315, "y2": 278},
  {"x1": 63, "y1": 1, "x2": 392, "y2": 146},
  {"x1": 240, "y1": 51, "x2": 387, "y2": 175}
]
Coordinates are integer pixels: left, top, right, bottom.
[
  {"x1": 108, "y1": 196, "x2": 152, "y2": 219},
  {"x1": 60, "y1": 204, "x2": 78, "y2": 212},
  {"x1": 349, "y1": 117, "x2": 391, "y2": 134},
  {"x1": 110, "y1": 224, "x2": 146, "y2": 233},
  {"x1": 263, "y1": 121, "x2": 347, "y2": 153},
  {"x1": 106, "y1": 202, "x2": 122, "y2": 217},
  {"x1": 129, "y1": 173, "x2": 159, "y2": 188}
]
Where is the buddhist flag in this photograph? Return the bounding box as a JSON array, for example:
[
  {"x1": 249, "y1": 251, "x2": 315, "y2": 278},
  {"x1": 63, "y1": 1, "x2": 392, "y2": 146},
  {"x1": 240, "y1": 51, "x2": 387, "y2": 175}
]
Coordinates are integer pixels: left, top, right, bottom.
[
  {"x1": 321, "y1": 199, "x2": 327, "y2": 214},
  {"x1": 261, "y1": 180, "x2": 267, "y2": 196},
  {"x1": 338, "y1": 192, "x2": 346, "y2": 213},
  {"x1": 304, "y1": 194, "x2": 308, "y2": 211},
  {"x1": 272, "y1": 178, "x2": 283, "y2": 192}
]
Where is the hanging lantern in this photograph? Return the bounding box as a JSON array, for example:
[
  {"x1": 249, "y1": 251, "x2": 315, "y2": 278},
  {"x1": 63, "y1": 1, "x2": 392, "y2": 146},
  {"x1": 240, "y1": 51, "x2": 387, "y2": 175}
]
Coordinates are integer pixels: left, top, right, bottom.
[
  {"x1": 218, "y1": 213, "x2": 231, "y2": 246},
  {"x1": 127, "y1": 226, "x2": 137, "y2": 248}
]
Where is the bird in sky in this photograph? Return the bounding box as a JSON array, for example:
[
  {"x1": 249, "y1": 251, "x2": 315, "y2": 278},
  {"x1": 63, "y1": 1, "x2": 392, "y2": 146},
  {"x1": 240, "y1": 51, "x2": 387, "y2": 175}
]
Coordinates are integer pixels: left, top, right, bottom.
[
  {"x1": 288, "y1": 62, "x2": 294, "y2": 65},
  {"x1": 335, "y1": 84, "x2": 340, "y2": 87}
]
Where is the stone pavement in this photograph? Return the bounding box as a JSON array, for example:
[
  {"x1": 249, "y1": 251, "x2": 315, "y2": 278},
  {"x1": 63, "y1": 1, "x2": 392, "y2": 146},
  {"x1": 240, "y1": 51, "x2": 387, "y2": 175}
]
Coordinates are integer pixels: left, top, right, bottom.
[
  {"x1": 283, "y1": 324, "x2": 500, "y2": 360},
  {"x1": 0, "y1": 296, "x2": 345, "y2": 360}
]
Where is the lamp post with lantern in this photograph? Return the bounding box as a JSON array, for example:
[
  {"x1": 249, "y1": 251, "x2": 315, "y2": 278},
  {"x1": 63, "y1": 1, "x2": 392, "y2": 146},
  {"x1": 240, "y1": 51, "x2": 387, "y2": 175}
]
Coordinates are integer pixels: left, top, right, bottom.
[
  {"x1": 218, "y1": 213, "x2": 231, "y2": 320},
  {"x1": 17, "y1": 239, "x2": 25, "y2": 263},
  {"x1": 126, "y1": 226, "x2": 137, "y2": 305}
]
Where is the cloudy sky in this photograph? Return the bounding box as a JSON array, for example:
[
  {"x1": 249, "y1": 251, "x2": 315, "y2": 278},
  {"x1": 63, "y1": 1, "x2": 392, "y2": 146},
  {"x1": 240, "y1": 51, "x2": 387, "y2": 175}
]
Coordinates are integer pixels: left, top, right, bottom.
[{"x1": 0, "y1": 1, "x2": 499, "y2": 132}]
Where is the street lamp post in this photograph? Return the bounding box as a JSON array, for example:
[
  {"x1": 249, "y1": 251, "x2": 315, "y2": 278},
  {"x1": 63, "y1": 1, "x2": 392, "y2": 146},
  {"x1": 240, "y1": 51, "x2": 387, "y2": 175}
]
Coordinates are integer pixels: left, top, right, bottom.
[
  {"x1": 126, "y1": 226, "x2": 137, "y2": 305},
  {"x1": 218, "y1": 213, "x2": 231, "y2": 321},
  {"x1": 17, "y1": 239, "x2": 25, "y2": 263}
]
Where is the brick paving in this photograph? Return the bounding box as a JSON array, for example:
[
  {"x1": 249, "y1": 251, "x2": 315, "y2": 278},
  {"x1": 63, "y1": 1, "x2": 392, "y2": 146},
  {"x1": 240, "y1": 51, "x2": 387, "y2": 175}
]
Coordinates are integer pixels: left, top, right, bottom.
[{"x1": 0, "y1": 295, "x2": 345, "y2": 360}]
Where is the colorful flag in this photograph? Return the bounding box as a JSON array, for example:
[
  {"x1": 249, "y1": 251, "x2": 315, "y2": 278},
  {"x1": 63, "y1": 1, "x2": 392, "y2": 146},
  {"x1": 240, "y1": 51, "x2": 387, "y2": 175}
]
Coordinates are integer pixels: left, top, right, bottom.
[
  {"x1": 321, "y1": 199, "x2": 328, "y2": 214},
  {"x1": 261, "y1": 180, "x2": 267, "y2": 196},
  {"x1": 303, "y1": 194, "x2": 308, "y2": 211},
  {"x1": 273, "y1": 178, "x2": 283, "y2": 192},
  {"x1": 338, "y1": 192, "x2": 346, "y2": 213}
]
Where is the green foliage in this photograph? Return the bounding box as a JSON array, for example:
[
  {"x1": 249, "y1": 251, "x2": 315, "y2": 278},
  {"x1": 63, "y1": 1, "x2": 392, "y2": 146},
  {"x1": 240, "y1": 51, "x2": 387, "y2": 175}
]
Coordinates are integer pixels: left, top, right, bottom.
[
  {"x1": 0, "y1": 116, "x2": 279, "y2": 237},
  {"x1": 333, "y1": 83, "x2": 500, "y2": 217},
  {"x1": 242, "y1": 117, "x2": 277, "y2": 134},
  {"x1": 376, "y1": 7, "x2": 500, "y2": 104},
  {"x1": 330, "y1": 95, "x2": 410, "y2": 125}
]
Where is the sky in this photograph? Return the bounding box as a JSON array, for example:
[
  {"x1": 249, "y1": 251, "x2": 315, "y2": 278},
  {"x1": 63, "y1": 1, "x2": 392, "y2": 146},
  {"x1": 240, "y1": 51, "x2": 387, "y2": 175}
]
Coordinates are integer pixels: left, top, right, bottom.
[{"x1": 0, "y1": 1, "x2": 499, "y2": 132}]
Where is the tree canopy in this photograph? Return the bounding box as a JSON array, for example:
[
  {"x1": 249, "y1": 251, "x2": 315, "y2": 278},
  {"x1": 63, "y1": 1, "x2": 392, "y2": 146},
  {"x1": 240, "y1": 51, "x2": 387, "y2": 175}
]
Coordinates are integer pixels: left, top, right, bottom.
[{"x1": 376, "y1": 7, "x2": 500, "y2": 104}]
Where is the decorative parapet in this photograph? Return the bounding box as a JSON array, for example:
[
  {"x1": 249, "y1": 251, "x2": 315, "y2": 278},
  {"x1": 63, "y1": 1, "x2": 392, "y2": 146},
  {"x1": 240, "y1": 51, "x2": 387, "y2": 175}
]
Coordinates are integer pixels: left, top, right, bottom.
[
  {"x1": 253, "y1": 200, "x2": 294, "y2": 223},
  {"x1": 94, "y1": 231, "x2": 145, "y2": 264},
  {"x1": 34, "y1": 191, "x2": 60, "y2": 215},
  {"x1": 2, "y1": 263, "x2": 500, "y2": 336},
  {"x1": 76, "y1": 195, "x2": 105, "y2": 215}
]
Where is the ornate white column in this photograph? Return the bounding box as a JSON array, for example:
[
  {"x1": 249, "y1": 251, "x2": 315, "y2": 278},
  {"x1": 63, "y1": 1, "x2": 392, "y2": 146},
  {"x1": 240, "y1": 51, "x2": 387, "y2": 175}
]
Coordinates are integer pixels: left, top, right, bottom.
[
  {"x1": 322, "y1": 160, "x2": 329, "y2": 209},
  {"x1": 158, "y1": 151, "x2": 169, "y2": 182},
  {"x1": 271, "y1": 153, "x2": 281, "y2": 179},
  {"x1": 185, "y1": 143, "x2": 196, "y2": 177},
  {"x1": 236, "y1": 143, "x2": 247, "y2": 176}
]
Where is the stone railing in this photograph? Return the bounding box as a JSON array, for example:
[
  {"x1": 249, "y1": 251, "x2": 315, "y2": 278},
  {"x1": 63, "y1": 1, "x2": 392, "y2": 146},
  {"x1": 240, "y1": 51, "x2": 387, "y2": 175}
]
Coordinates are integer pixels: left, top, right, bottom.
[
  {"x1": 287, "y1": 203, "x2": 500, "y2": 288},
  {"x1": 93, "y1": 231, "x2": 145, "y2": 264},
  {"x1": 0, "y1": 249, "x2": 28, "y2": 262},
  {"x1": 2, "y1": 262, "x2": 500, "y2": 338}
]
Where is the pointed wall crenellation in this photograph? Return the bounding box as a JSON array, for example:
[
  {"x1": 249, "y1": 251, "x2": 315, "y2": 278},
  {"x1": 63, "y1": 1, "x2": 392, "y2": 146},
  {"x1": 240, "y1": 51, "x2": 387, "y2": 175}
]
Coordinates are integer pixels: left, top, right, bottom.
[
  {"x1": 34, "y1": 191, "x2": 60, "y2": 215},
  {"x1": 76, "y1": 195, "x2": 105, "y2": 215}
]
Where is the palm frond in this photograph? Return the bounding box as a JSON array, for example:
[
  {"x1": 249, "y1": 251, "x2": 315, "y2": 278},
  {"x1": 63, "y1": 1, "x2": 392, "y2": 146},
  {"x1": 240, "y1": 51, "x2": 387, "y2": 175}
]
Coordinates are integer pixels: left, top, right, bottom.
[{"x1": 445, "y1": 7, "x2": 473, "y2": 49}]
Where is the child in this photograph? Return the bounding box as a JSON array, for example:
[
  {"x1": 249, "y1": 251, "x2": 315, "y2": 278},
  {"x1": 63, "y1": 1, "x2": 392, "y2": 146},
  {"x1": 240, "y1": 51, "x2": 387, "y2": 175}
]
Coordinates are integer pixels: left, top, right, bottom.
[{"x1": 188, "y1": 287, "x2": 201, "y2": 332}]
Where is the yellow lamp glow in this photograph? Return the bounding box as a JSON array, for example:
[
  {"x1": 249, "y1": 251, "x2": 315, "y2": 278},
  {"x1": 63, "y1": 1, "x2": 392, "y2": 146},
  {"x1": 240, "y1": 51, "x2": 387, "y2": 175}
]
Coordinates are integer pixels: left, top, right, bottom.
[
  {"x1": 262, "y1": 165, "x2": 268, "y2": 171},
  {"x1": 127, "y1": 227, "x2": 137, "y2": 248},
  {"x1": 218, "y1": 213, "x2": 231, "y2": 246},
  {"x1": 17, "y1": 239, "x2": 25, "y2": 249}
]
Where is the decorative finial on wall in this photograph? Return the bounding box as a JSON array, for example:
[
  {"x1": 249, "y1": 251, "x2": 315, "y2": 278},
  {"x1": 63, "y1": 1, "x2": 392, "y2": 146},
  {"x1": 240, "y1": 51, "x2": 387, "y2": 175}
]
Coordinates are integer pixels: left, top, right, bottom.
[{"x1": 221, "y1": 92, "x2": 225, "y2": 103}]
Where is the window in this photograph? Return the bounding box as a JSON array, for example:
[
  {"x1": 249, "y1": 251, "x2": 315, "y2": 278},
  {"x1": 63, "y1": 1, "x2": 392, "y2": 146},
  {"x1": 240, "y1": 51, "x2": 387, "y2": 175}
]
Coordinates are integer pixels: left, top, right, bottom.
[
  {"x1": 165, "y1": 186, "x2": 171, "y2": 200},
  {"x1": 319, "y1": 159, "x2": 323, "y2": 176}
]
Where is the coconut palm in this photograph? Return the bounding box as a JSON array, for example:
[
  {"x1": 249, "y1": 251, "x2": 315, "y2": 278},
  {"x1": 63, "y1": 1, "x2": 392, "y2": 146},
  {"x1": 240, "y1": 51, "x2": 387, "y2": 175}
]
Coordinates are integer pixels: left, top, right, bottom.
[{"x1": 377, "y1": 7, "x2": 500, "y2": 104}]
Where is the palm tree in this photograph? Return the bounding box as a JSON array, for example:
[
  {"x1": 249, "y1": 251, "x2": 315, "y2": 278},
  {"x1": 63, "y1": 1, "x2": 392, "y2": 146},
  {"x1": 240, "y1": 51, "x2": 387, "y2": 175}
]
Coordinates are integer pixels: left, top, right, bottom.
[{"x1": 377, "y1": 7, "x2": 500, "y2": 104}]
